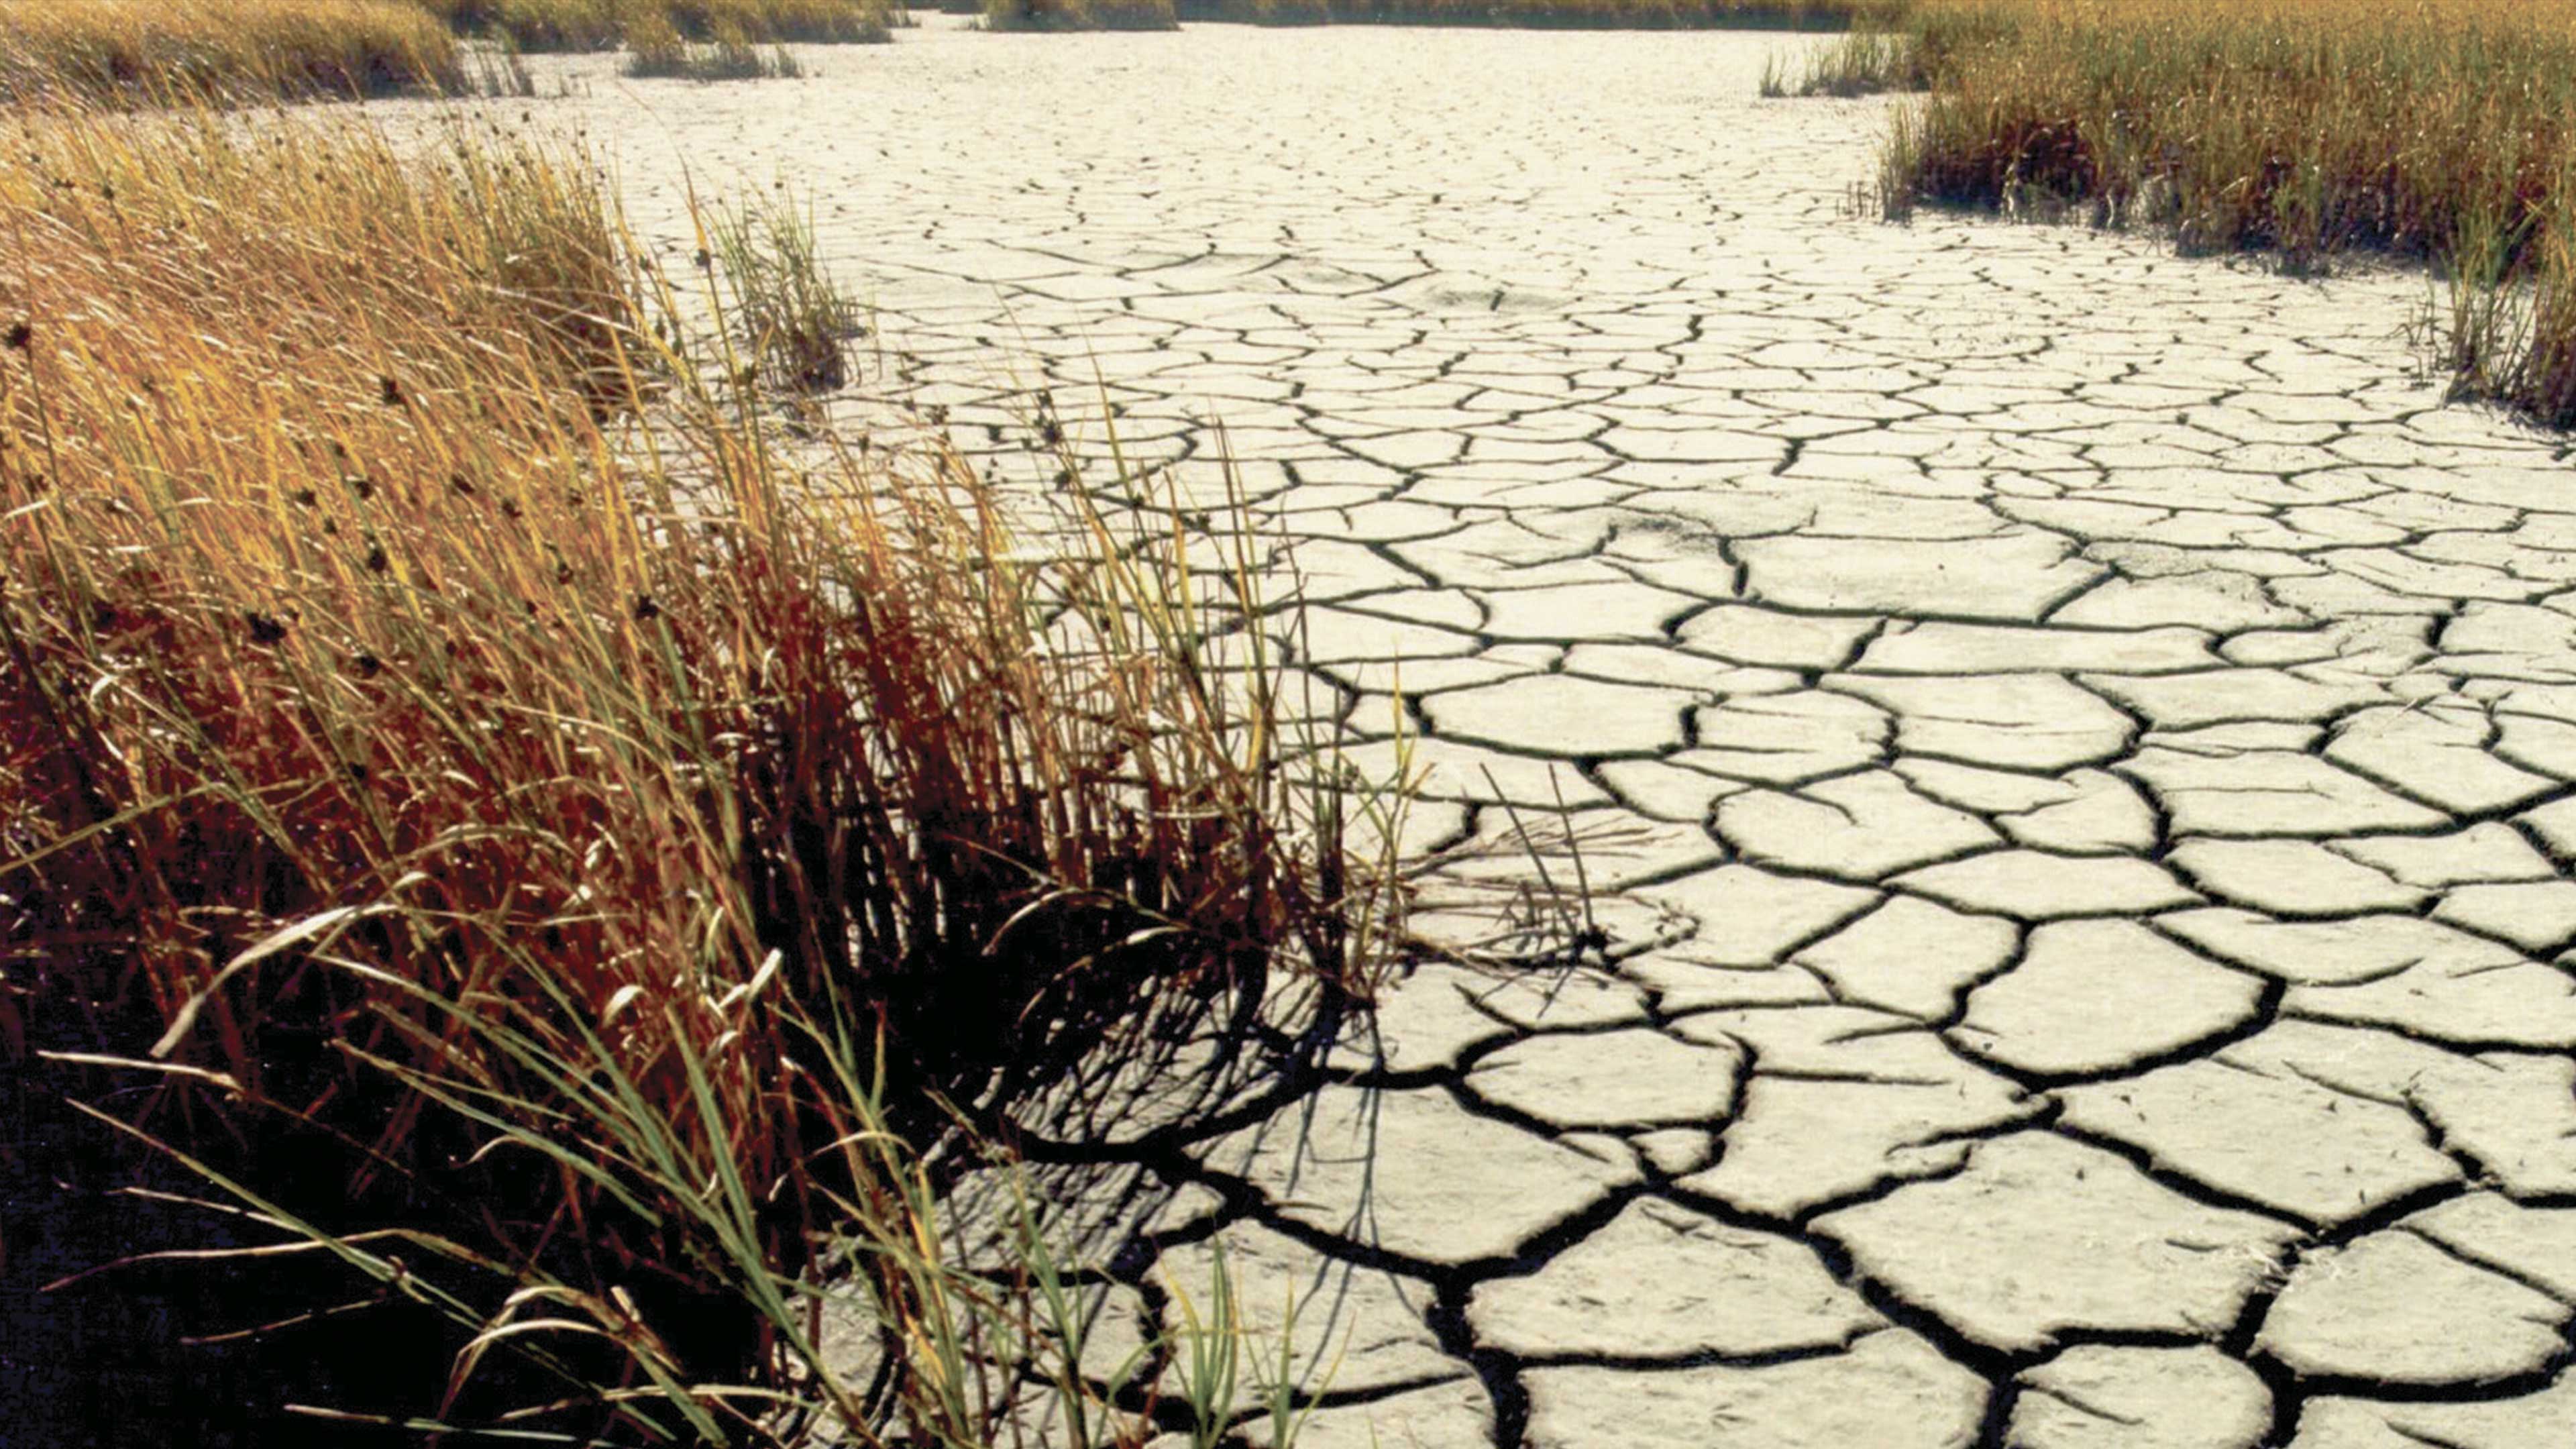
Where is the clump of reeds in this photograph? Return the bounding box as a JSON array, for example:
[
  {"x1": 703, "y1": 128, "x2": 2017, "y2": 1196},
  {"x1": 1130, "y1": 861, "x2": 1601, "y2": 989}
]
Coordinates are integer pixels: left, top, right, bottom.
[
  {"x1": 621, "y1": 7, "x2": 696, "y2": 66},
  {"x1": 622, "y1": 12, "x2": 804, "y2": 76},
  {"x1": 1867, "y1": 0, "x2": 2576, "y2": 426},
  {"x1": 0, "y1": 93, "x2": 1383, "y2": 1444},
  {"x1": 710, "y1": 186, "x2": 862, "y2": 388},
  {"x1": 0, "y1": 0, "x2": 465, "y2": 101},
  {"x1": 1766, "y1": 25, "x2": 1919, "y2": 95}
]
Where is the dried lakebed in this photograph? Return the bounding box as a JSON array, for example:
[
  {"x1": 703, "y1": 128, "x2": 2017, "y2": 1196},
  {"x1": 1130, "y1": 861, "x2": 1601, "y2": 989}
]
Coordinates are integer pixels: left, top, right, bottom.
[{"x1": 445, "y1": 23, "x2": 2576, "y2": 1448}]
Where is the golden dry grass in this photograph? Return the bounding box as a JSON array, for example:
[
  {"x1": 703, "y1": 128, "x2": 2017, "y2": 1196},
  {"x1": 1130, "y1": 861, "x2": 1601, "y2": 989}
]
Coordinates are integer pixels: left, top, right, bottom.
[
  {"x1": 1845, "y1": 0, "x2": 2576, "y2": 423},
  {"x1": 425, "y1": 0, "x2": 898, "y2": 50},
  {"x1": 0, "y1": 93, "x2": 1380, "y2": 1444},
  {"x1": 0, "y1": 0, "x2": 894, "y2": 101},
  {"x1": 0, "y1": 0, "x2": 465, "y2": 101}
]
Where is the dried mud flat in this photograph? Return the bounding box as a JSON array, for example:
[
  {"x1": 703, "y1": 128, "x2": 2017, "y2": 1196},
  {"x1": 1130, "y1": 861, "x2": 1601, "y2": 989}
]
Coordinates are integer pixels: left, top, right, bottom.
[{"x1": 458, "y1": 21, "x2": 2576, "y2": 1447}]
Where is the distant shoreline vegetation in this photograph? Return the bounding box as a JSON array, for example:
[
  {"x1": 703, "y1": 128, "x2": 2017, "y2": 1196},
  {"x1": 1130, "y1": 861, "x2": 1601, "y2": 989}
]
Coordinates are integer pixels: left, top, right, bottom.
[
  {"x1": 0, "y1": 0, "x2": 466, "y2": 101},
  {"x1": 0, "y1": 0, "x2": 1903, "y2": 96},
  {"x1": 0, "y1": 0, "x2": 904, "y2": 103},
  {"x1": 423, "y1": 0, "x2": 901, "y2": 51},
  {"x1": 983, "y1": 0, "x2": 1898, "y2": 32},
  {"x1": 1172, "y1": 0, "x2": 1896, "y2": 28}
]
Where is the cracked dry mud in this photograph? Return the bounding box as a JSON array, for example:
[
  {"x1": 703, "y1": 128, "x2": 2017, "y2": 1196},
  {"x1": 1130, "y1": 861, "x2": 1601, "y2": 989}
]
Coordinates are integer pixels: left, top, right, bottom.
[{"x1": 468, "y1": 21, "x2": 2576, "y2": 1447}]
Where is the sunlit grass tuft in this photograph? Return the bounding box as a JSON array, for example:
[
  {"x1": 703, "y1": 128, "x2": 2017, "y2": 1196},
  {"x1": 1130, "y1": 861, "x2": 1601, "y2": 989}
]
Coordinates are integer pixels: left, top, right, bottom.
[
  {"x1": 623, "y1": 13, "x2": 808, "y2": 76},
  {"x1": 1768, "y1": 25, "x2": 1919, "y2": 95},
  {"x1": 0, "y1": 0, "x2": 464, "y2": 101}
]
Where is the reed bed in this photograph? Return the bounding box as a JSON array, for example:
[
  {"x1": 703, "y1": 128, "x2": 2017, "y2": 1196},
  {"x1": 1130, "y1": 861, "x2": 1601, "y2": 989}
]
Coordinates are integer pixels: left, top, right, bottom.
[
  {"x1": 622, "y1": 12, "x2": 811, "y2": 77},
  {"x1": 980, "y1": 0, "x2": 1899, "y2": 32},
  {"x1": 1842, "y1": 0, "x2": 2576, "y2": 425},
  {"x1": 0, "y1": 94, "x2": 1382, "y2": 1444},
  {"x1": 1168, "y1": 0, "x2": 1899, "y2": 28},
  {"x1": 425, "y1": 0, "x2": 899, "y2": 50},
  {"x1": 0, "y1": 0, "x2": 466, "y2": 102},
  {"x1": 1, "y1": 0, "x2": 888, "y2": 103}
]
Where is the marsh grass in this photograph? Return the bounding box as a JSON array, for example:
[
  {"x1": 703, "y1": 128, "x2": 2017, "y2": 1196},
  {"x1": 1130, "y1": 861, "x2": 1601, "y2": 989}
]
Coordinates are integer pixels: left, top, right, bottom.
[
  {"x1": 0, "y1": 0, "x2": 876, "y2": 105},
  {"x1": 623, "y1": 15, "x2": 806, "y2": 76},
  {"x1": 0, "y1": 89, "x2": 1390, "y2": 1444},
  {"x1": 466, "y1": 37, "x2": 544, "y2": 93},
  {"x1": 430, "y1": 0, "x2": 898, "y2": 50},
  {"x1": 711, "y1": 187, "x2": 863, "y2": 390},
  {"x1": 1863, "y1": 0, "x2": 2576, "y2": 425},
  {"x1": 623, "y1": 9, "x2": 698, "y2": 66},
  {"x1": 1172, "y1": 0, "x2": 1900, "y2": 26},
  {"x1": 1770, "y1": 25, "x2": 1917, "y2": 95},
  {"x1": 727, "y1": 36, "x2": 808, "y2": 76},
  {"x1": 0, "y1": 0, "x2": 466, "y2": 102},
  {"x1": 981, "y1": 0, "x2": 1903, "y2": 28}
]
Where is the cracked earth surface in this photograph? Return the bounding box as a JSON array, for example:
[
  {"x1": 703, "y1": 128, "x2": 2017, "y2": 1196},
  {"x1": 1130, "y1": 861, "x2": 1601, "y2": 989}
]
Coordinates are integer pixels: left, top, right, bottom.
[{"x1": 455, "y1": 21, "x2": 2576, "y2": 1446}]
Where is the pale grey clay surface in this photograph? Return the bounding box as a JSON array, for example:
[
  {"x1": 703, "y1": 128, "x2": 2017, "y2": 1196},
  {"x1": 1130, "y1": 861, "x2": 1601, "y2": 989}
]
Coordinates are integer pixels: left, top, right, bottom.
[{"x1": 448, "y1": 21, "x2": 2576, "y2": 1446}]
